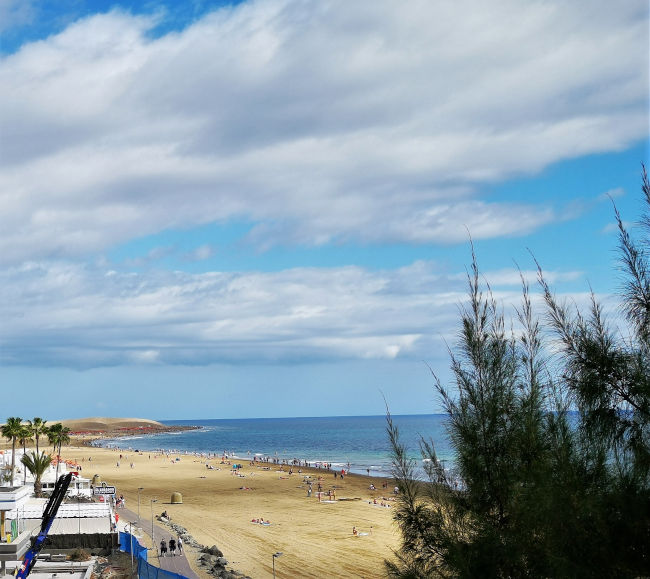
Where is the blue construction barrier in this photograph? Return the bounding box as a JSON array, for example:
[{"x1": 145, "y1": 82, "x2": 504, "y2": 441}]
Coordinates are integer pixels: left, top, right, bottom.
[
  {"x1": 119, "y1": 531, "x2": 187, "y2": 579},
  {"x1": 119, "y1": 531, "x2": 148, "y2": 562},
  {"x1": 137, "y1": 558, "x2": 188, "y2": 579}
]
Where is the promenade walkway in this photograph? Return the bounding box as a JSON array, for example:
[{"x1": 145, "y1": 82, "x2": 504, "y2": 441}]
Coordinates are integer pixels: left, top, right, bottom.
[{"x1": 116, "y1": 505, "x2": 199, "y2": 579}]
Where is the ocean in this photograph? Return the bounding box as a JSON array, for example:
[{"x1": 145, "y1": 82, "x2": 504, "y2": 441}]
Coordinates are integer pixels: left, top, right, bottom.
[{"x1": 91, "y1": 414, "x2": 454, "y2": 478}]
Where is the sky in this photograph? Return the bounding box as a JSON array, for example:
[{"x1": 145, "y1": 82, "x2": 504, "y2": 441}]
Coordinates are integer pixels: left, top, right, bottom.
[{"x1": 0, "y1": 0, "x2": 648, "y2": 420}]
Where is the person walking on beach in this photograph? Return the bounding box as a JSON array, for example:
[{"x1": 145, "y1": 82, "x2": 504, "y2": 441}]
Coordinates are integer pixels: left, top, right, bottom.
[
  {"x1": 169, "y1": 537, "x2": 176, "y2": 556},
  {"x1": 160, "y1": 539, "x2": 167, "y2": 557},
  {"x1": 177, "y1": 536, "x2": 183, "y2": 554}
]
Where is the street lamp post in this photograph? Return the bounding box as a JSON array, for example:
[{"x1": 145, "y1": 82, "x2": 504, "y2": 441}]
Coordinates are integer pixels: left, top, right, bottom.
[
  {"x1": 150, "y1": 498, "x2": 158, "y2": 551},
  {"x1": 137, "y1": 487, "x2": 144, "y2": 521},
  {"x1": 272, "y1": 552, "x2": 283, "y2": 578}
]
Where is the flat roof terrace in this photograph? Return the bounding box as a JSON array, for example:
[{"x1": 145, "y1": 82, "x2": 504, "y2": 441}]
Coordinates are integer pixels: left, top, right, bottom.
[{"x1": 0, "y1": 486, "x2": 31, "y2": 511}]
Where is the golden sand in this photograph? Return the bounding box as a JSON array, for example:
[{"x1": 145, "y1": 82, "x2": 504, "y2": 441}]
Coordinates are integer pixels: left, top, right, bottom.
[{"x1": 40, "y1": 420, "x2": 401, "y2": 578}]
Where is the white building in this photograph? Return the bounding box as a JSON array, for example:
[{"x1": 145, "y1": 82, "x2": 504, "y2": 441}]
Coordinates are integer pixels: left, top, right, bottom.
[
  {"x1": 1, "y1": 485, "x2": 114, "y2": 576},
  {"x1": 6, "y1": 501, "x2": 114, "y2": 535},
  {"x1": 0, "y1": 450, "x2": 92, "y2": 498},
  {"x1": 0, "y1": 485, "x2": 34, "y2": 574}
]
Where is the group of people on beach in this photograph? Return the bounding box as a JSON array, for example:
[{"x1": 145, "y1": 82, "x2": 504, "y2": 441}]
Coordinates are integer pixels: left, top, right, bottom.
[
  {"x1": 159, "y1": 536, "x2": 183, "y2": 557},
  {"x1": 105, "y1": 443, "x2": 370, "y2": 478}
]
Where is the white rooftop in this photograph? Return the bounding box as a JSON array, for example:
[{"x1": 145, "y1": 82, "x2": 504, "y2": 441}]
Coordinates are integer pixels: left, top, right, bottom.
[
  {"x1": 6, "y1": 501, "x2": 111, "y2": 520},
  {"x1": 3, "y1": 559, "x2": 94, "y2": 579}
]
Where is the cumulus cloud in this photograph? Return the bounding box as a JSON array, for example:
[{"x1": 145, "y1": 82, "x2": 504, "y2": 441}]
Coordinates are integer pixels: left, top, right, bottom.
[
  {"x1": 0, "y1": 259, "x2": 588, "y2": 369},
  {"x1": 0, "y1": 0, "x2": 647, "y2": 263},
  {"x1": 0, "y1": 0, "x2": 644, "y2": 374}
]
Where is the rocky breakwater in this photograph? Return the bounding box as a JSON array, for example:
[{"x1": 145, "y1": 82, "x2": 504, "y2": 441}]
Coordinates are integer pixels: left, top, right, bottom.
[{"x1": 157, "y1": 514, "x2": 251, "y2": 579}]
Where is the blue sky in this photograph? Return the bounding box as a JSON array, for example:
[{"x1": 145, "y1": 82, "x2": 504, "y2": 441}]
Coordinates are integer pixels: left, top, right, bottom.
[{"x1": 0, "y1": 0, "x2": 648, "y2": 420}]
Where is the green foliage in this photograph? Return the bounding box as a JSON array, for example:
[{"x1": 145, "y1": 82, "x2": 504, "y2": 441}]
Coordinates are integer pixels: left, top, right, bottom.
[
  {"x1": 46, "y1": 422, "x2": 71, "y2": 479},
  {"x1": 29, "y1": 417, "x2": 48, "y2": 455},
  {"x1": 21, "y1": 451, "x2": 52, "y2": 497},
  {"x1": 387, "y1": 168, "x2": 650, "y2": 578},
  {"x1": 17, "y1": 424, "x2": 33, "y2": 447},
  {"x1": 17, "y1": 424, "x2": 33, "y2": 485},
  {"x1": 2, "y1": 417, "x2": 24, "y2": 487}
]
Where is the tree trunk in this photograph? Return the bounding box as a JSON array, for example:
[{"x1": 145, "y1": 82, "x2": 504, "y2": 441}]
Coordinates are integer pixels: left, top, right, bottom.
[
  {"x1": 22, "y1": 441, "x2": 27, "y2": 486},
  {"x1": 55, "y1": 443, "x2": 61, "y2": 480},
  {"x1": 10, "y1": 438, "x2": 16, "y2": 487}
]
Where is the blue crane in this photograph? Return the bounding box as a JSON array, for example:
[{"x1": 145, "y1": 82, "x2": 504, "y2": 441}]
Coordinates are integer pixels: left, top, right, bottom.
[{"x1": 15, "y1": 473, "x2": 73, "y2": 579}]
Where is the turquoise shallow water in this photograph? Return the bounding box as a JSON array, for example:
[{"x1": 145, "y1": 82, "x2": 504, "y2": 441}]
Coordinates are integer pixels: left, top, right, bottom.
[{"x1": 92, "y1": 414, "x2": 453, "y2": 477}]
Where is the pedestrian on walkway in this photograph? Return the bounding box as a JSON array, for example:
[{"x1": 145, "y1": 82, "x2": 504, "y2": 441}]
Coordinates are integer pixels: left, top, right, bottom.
[
  {"x1": 169, "y1": 538, "x2": 176, "y2": 556},
  {"x1": 160, "y1": 539, "x2": 167, "y2": 557},
  {"x1": 177, "y1": 536, "x2": 183, "y2": 554}
]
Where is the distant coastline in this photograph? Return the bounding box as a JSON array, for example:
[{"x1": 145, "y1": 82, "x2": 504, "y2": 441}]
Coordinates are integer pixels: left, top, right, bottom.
[
  {"x1": 57, "y1": 417, "x2": 200, "y2": 446},
  {"x1": 87, "y1": 414, "x2": 451, "y2": 478}
]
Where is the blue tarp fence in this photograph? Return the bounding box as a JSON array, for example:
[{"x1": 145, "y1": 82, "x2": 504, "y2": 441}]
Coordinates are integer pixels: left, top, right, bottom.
[
  {"x1": 136, "y1": 558, "x2": 188, "y2": 579},
  {"x1": 119, "y1": 531, "x2": 148, "y2": 562},
  {"x1": 119, "y1": 531, "x2": 188, "y2": 579}
]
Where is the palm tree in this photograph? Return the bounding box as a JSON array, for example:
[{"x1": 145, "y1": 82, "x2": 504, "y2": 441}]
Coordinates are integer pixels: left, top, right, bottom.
[
  {"x1": 29, "y1": 418, "x2": 48, "y2": 455},
  {"x1": 2, "y1": 417, "x2": 24, "y2": 486},
  {"x1": 17, "y1": 424, "x2": 33, "y2": 486},
  {"x1": 21, "y1": 451, "x2": 52, "y2": 498},
  {"x1": 47, "y1": 423, "x2": 71, "y2": 479}
]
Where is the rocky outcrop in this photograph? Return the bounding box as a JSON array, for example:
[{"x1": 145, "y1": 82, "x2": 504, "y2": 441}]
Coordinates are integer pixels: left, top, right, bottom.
[
  {"x1": 156, "y1": 516, "x2": 251, "y2": 578},
  {"x1": 198, "y1": 549, "x2": 243, "y2": 578}
]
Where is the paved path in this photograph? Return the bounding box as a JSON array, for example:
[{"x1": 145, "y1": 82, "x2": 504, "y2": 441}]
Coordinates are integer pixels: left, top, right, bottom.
[{"x1": 116, "y1": 506, "x2": 199, "y2": 579}]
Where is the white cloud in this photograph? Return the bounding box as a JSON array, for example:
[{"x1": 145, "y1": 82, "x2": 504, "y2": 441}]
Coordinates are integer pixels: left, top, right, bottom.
[
  {"x1": 184, "y1": 244, "x2": 215, "y2": 261},
  {"x1": 478, "y1": 268, "x2": 584, "y2": 288},
  {"x1": 0, "y1": 258, "x2": 594, "y2": 369},
  {"x1": 599, "y1": 187, "x2": 626, "y2": 201},
  {"x1": 601, "y1": 220, "x2": 632, "y2": 235},
  {"x1": 0, "y1": 0, "x2": 643, "y2": 374},
  {"x1": 0, "y1": 0, "x2": 647, "y2": 263},
  {"x1": 0, "y1": 0, "x2": 35, "y2": 34}
]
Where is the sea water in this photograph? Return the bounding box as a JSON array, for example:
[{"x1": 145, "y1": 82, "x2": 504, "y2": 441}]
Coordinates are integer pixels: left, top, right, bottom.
[{"x1": 92, "y1": 414, "x2": 454, "y2": 478}]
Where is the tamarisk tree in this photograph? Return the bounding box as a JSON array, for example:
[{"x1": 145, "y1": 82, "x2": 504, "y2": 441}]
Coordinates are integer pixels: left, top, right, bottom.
[{"x1": 387, "y1": 168, "x2": 650, "y2": 578}]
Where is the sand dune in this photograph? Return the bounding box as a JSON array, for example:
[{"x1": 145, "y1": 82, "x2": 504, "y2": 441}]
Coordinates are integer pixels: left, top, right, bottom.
[{"x1": 57, "y1": 417, "x2": 166, "y2": 432}]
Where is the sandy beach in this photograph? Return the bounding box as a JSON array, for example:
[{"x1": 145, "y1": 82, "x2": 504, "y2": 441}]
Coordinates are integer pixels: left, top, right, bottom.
[{"x1": 8, "y1": 419, "x2": 401, "y2": 578}]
